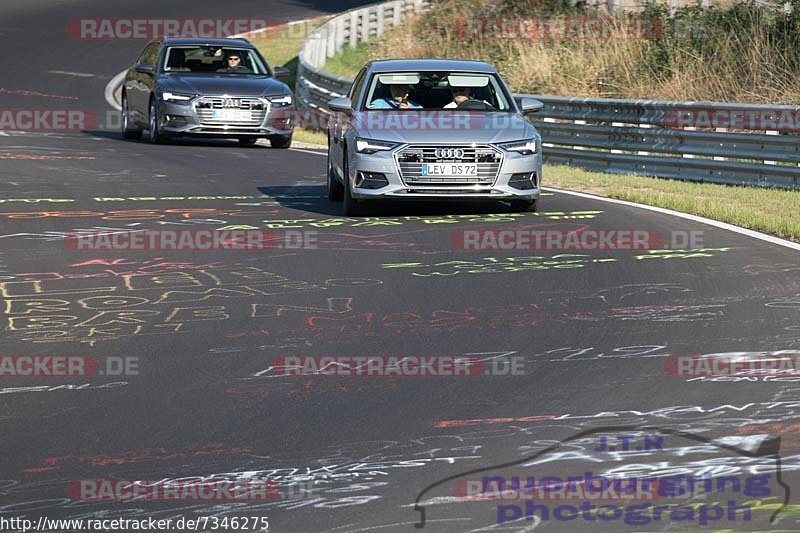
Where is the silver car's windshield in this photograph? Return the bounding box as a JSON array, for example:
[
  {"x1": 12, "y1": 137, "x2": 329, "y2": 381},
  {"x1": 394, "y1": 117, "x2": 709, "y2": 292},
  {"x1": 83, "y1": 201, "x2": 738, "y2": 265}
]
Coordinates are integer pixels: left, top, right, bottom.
[
  {"x1": 162, "y1": 46, "x2": 269, "y2": 75},
  {"x1": 363, "y1": 71, "x2": 512, "y2": 111}
]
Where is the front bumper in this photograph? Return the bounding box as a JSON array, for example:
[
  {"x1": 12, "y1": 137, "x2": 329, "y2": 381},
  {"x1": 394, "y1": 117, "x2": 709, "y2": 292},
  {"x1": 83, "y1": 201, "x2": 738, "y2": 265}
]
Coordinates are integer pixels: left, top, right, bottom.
[
  {"x1": 348, "y1": 143, "x2": 541, "y2": 201},
  {"x1": 158, "y1": 98, "x2": 293, "y2": 137}
]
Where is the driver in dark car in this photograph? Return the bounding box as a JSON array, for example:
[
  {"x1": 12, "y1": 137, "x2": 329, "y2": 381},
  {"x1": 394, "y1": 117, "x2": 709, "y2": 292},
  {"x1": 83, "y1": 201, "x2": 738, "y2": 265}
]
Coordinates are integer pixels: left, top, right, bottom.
[{"x1": 218, "y1": 51, "x2": 252, "y2": 73}]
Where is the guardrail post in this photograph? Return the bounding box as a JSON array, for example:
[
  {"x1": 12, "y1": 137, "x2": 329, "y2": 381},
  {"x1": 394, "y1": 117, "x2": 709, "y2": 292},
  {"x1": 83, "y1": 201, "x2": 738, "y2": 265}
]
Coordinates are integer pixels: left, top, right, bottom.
[
  {"x1": 377, "y1": 4, "x2": 385, "y2": 36},
  {"x1": 349, "y1": 11, "x2": 359, "y2": 47}
]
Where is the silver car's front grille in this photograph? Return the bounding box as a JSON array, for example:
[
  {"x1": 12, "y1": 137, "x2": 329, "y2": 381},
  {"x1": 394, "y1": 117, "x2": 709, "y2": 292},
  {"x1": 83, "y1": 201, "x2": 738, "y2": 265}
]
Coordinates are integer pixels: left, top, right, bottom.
[
  {"x1": 395, "y1": 145, "x2": 502, "y2": 186},
  {"x1": 194, "y1": 97, "x2": 267, "y2": 126}
]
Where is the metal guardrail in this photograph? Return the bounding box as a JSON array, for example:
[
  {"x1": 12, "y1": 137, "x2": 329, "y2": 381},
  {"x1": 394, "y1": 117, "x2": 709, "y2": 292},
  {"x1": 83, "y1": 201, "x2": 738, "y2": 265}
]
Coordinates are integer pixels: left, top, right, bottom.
[
  {"x1": 295, "y1": 1, "x2": 800, "y2": 190},
  {"x1": 525, "y1": 96, "x2": 800, "y2": 189}
]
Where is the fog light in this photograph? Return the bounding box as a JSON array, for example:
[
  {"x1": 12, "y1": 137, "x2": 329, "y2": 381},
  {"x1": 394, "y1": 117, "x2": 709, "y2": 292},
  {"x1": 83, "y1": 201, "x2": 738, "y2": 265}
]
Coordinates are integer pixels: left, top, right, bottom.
[
  {"x1": 355, "y1": 172, "x2": 389, "y2": 189},
  {"x1": 508, "y1": 172, "x2": 537, "y2": 190},
  {"x1": 165, "y1": 116, "x2": 187, "y2": 127}
]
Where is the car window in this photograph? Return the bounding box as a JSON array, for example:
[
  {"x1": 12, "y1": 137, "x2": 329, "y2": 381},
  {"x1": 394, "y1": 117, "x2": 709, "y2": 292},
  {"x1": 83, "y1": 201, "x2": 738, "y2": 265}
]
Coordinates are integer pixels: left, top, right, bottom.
[
  {"x1": 137, "y1": 43, "x2": 160, "y2": 67},
  {"x1": 363, "y1": 71, "x2": 512, "y2": 111},
  {"x1": 163, "y1": 46, "x2": 269, "y2": 74},
  {"x1": 349, "y1": 67, "x2": 367, "y2": 104}
]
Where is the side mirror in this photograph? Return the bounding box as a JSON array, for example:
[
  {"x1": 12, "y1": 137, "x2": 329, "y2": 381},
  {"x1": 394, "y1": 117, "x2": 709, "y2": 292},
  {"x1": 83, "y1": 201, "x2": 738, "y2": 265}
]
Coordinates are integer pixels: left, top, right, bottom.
[
  {"x1": 273, "y1": 66, "x2": 290, "y2": 78},
  {"x1": 519, "y1": 97, "x2": 544, "y2": 113},
  {"x1": 135, "y1": 63, "x2": 154, "y2": 75},
  {"x1": 328, "y1": 97, "x2": 353, "y2": 114}
]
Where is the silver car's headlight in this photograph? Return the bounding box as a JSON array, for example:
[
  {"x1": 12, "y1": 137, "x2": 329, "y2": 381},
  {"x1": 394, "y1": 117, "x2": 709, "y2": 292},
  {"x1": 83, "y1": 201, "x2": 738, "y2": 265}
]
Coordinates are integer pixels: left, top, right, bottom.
[
  {"x1": 499, "y1": 138, "x2": 537, "y2": 155},
  {"x1": 269, "y1": 95, "x2": 292, "y2": 106},
  {"x1": 355, "y1": 137, "x2": 399, "y2": 154},
  {"x1": 161, "y1": 92, "x2": 194, "y2": 104}
]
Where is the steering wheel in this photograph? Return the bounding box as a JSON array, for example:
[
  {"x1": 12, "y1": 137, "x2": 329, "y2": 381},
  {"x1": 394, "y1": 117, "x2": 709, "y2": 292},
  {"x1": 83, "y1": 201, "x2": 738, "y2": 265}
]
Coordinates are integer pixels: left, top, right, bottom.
[{"x1": 457, "y1": 99, "x2": 494, "y2": 110}]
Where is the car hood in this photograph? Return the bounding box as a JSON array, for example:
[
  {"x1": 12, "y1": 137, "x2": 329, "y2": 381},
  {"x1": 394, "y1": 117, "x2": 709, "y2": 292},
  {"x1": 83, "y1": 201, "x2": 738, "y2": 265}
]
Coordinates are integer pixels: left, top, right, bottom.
[
  {"x1": 159, "y1": 74, "x2": 290, "y2": 97},
  {"x1": 351, "y1": 111, "x2": 537, "y2": 144}
]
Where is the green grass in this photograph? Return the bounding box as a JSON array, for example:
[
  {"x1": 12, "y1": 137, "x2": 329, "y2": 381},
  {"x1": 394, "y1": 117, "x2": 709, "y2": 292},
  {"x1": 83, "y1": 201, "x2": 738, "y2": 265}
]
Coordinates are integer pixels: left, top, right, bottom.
[
  {"x1": 292, "y1": 128, "x2": 327, "y2": 146},
  {"x1": 252, "y1": 17, "x2": 327, "y2": 91},
  {"x1": 545, "y1": 164, "x2": 800, "y2": 242},
  {"x1": 252, "y1": 19, "x2": 330, "y2": 144},
  {"x1": 322, "y1": 42, "x2": 374, "y2": 77}
]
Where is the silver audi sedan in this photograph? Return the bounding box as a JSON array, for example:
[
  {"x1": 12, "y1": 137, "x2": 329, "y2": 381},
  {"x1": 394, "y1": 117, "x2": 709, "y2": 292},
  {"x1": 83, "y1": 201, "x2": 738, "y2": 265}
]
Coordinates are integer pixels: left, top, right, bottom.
[
  {"x1": 326, "y1": 59, "x2": 543, "y2": 215},
  {"x1": 122, "y1": 38, "x2": 293, "y2": 147}
]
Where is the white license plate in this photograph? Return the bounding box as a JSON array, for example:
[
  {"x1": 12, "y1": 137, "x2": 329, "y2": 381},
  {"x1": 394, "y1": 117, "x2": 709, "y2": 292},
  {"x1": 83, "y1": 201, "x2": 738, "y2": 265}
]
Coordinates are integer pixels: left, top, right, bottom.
[
  {"x1": 421, "y1": 163, "x2": 477, "y2": 176},
  {"x1": 212, "y1": 109, "x2": 252, "y2": 121}
]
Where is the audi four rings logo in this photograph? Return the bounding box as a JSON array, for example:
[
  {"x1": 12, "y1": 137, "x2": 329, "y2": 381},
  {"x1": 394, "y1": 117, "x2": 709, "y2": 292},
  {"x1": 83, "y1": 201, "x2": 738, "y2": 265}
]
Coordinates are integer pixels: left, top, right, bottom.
[
  {"x1": 435, "y1": 148, "x2": 465, "y2": 159},
  {"x1": 222, "y1": 98, "x2": 240, "y2": 108}
]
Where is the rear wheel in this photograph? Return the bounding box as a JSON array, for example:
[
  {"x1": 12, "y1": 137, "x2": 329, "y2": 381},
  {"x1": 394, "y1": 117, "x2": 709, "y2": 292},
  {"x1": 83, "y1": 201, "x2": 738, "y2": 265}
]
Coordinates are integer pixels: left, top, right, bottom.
[
  {"x1": 121, "y1": 92, "x2": 142, "y2": 140},
  {"x1": 148, "y1": 98, "x2": 167, "y2": 144},
  {"x1": 269, "y1": 134, "x2": 292, "y2": 149},
  {"x1": 327, "y1": 147, "x2": 343, "y2": 201}
]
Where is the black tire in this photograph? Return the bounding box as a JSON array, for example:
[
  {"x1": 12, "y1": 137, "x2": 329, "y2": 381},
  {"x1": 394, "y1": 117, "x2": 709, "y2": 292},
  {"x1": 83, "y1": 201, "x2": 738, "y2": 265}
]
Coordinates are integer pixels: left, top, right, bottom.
[
  {"x1": 327, "y1": 146, "x2": 343, "y2": 201},
  {"x1": 342, "y1": 152, "x2": 365, "y2": 216},
  {"x1": 238, "y1": 138, "x2": 258, "y2": 147},
  {"x1": 269, "y1": 134, "x2": 292, "y2": 149},
  {"x1": 121, "y1": 92, "x2": 142, "y2": 140},
  {"x1": 148, "y1": 98, "x2": 167, "y2": 144},
  {"x1": 510, "y1": 199, "x2": 539, "y2": 213}
]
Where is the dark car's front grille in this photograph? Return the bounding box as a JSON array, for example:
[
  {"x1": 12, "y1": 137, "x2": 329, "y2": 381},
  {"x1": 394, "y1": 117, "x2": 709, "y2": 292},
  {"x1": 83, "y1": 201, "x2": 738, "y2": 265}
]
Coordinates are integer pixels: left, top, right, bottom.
[
  {"x1": 395, "y1": 145, "x2": 502, "y2": 186},
  {"x1": 194, "y1": 97, "x2": 267, "y2": 126}
]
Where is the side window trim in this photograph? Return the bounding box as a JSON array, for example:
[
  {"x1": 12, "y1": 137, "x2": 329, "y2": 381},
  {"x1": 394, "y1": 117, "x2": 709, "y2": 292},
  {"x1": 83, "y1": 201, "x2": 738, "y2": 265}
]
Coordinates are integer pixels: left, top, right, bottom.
[
  {"x1": 138, "y1": 42, "x2": 160, "y2": 68},
  {"x1": 349, "y1": 67, "x2": 367, "y2": 105},
  {"x1": 147, "y1": 43, "x2": 163, "y2": 70}
]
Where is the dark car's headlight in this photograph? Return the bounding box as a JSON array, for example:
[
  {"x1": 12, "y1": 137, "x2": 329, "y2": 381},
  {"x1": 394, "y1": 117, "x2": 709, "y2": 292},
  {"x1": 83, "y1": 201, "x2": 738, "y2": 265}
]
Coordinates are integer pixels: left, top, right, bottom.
[
  {"x1": 269, "y1": 95, "x2": 292, "y2": 106},
  {"x1": 499, "y1": 138, "x2": 537, "y2": 155},
  {"x1": 160, "y1": 92, "x2": 194, "y2": 105},
  {"x1": 355, "y1": 138, "x2": 399, "y2": 154}
]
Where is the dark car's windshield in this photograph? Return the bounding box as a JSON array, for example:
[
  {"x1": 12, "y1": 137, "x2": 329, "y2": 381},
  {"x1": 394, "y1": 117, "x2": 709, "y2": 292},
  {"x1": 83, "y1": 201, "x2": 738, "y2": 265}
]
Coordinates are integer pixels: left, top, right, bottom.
[
  {"x1": 162, "y1": 46, "x2": 270, "y2": 75},
  {"x1": 363, "y1": 71, "x2": 512, "y2": 111}
]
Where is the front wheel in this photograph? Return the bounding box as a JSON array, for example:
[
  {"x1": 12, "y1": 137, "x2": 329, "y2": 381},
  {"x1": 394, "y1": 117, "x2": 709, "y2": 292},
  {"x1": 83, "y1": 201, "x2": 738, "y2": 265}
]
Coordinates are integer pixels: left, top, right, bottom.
[
  {"x1": 327, "y1": 147, "x2": 343, "y2": 201},
  {"x1": 269, "y1": 134, "x2": 292, "y2": 149},
  {"x1": 342, "y1": 152, "x2": 365, "y2": 216},
  {"x1": 121, "y1": 93, "x2": 142, "y2": 140},
  {"x1": 148, "y1": 99, "x2": 167, "y2": 144}
]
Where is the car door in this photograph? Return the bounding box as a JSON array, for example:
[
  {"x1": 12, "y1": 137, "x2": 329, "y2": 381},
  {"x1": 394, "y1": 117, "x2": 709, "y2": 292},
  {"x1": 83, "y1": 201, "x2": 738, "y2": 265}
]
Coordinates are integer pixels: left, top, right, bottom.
[{"x1": 127, "y1": 42, "x2": 160, "y2": 122}]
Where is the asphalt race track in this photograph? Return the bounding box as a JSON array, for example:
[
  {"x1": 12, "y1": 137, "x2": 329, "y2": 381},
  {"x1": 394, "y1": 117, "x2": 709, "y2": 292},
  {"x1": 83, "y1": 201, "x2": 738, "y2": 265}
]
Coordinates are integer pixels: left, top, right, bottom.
[{"x1": 1, "y1": 1, "x2": 800, "y2": 532}]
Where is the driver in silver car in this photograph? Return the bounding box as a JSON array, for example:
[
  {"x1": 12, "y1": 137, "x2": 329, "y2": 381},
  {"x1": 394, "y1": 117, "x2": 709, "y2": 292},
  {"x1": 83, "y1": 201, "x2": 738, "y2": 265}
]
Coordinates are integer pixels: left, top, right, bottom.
[
  {"x1": 370, "y1": 83, "x2": 423, "y2": 109},
  {"x1": 443, "y1": 86, "x2": 470, "y2": 108}
]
